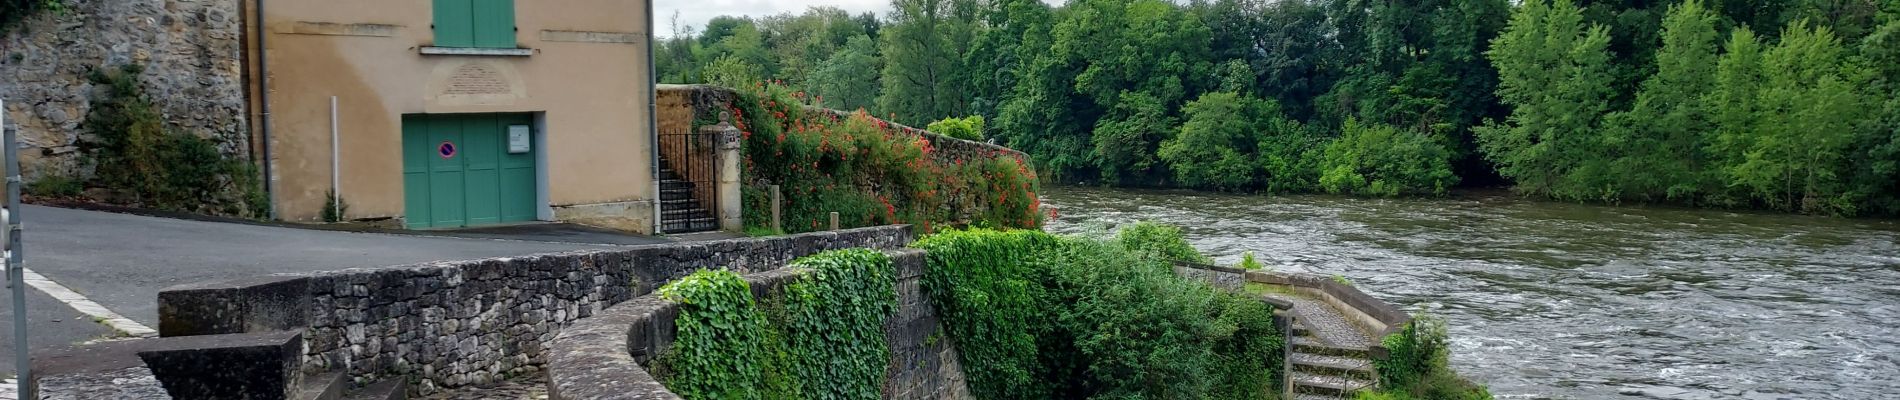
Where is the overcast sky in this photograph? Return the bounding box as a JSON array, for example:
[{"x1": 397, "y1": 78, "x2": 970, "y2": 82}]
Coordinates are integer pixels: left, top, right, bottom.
[
  {"x1": 654, "y1": 0, "x2": 1067, "y2": 37},
  {"x1": 655, "y1": 0, "x2": 892, "y2": 37}
]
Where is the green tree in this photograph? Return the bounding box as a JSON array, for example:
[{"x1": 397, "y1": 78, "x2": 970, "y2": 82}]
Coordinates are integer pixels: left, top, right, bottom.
[
  {"x1": 1603, "y1": 0, "x2": 1723, "y2": 202},
  {"x1": 1318, "y1": 119, "x2": 1459, "y2": 196},
  {"x1": 1722, "y1": 22, "x2": 1869, "y2": 213},
  {"x1": 808, "y1": 35, "x2": 883, "y2": 111},
  {"x1": 1479, "y1": 0, "x2": 1617, "y2": 200},
  {"x1": 877, "y1": 0, "x2": 982, "y2": 124},
  {"x1": 1159, "y1": 92, "x2": 1288, "y2": 191}
]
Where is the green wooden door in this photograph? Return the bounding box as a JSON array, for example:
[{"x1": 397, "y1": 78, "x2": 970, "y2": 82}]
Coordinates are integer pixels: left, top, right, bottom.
[{"x1": 402, "y1": 114, "x2": 536, "y2": 229}]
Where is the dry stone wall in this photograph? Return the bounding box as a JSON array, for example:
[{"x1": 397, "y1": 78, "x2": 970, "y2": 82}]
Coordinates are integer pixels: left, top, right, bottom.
[
  {"x1": 156, "y1": 226, "x2": 916, "y2": 395},
  {"x1": 0, "y1": 0, "x2": 248, "y2": 178}
]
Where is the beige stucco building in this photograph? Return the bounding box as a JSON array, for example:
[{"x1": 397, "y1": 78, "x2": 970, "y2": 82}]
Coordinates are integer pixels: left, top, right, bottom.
[{"x1": 248, "y1": 0, "x2": 674, "y2": 233}]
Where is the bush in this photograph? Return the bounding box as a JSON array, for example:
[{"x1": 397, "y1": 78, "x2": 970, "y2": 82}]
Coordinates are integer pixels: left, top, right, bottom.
[
  {"x1": 1370, "y1": 316, "x2": 1492, "y2": 400},
  {"x1": 653, "y1": 249, "x2": 899, "y2": 400},
  {"x1": 1115, "y1": 221, "x2": 1210, "y2": 264},
  {"x1": 81, "y1": 64, "x2": 267, "y2": 217},
  {"x1": 25, "y1": 174, "x2": 82, "y2": 198},
  {"x1": 926, "y1": 115, "x2": 986, "y2": 141},
  {"x1": 1, "y1": 0, "x2": 62, "y2": 33},
  {"x1": 914, "y1": 225, "x2": 1282, "y2": 400},
  {"x1": 321, "y1": 189, "x2": 349, "y2": 223},
  {"x1": 1319, "y1": 119, "x2": 1459, "y2": 197},
  {"x1": 1237, "y1": 251, "x2": 1263, "y2": 270}
]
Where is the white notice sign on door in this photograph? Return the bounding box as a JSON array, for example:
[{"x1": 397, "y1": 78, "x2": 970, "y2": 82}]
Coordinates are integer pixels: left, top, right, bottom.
[{"x1": 508, "y1": 125, "x2": 531, "y2": 154}]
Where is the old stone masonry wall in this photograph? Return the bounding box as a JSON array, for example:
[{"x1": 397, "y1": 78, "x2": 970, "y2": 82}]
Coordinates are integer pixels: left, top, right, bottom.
[
  {"x1": 0, "y1": 0, "x2": 248, "y2": 178},
  {"x1": 157, "y1": 225, "x2": 917, "y2": 395}
]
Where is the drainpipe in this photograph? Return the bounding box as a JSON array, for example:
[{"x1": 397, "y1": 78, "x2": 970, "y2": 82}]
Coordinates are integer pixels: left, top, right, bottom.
[
  {"x1": 646, "y1": 0, "x2": 661, "y2": 234},
  {"x1": 255, "y1": 0, "x2": 276, "y2": 220}
]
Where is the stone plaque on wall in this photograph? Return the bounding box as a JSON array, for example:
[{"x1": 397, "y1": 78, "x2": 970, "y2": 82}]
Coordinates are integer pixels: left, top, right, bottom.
[{"x1": 427, "y1": 60, "x2": 526, "y2": 106}]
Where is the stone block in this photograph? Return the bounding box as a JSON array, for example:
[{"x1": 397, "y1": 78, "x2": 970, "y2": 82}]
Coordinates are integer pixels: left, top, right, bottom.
[{"x1": 157, "y1": 275, "x2": 310, "y2": 337}]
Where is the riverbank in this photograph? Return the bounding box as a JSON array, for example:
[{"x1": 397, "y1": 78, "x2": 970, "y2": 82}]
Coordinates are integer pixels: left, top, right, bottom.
[{"x1": 1042, "y1": 185, "x2": 1900, "y2": 399}]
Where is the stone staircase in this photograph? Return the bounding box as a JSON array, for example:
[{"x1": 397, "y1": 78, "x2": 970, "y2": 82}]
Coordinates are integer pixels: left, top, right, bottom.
[
  {"x1": 657, "y1": 159, "x2": 717, "y2": 233},
  {"x1": 1268, "y1": 294, "x2": 1379, "y2": 399}
]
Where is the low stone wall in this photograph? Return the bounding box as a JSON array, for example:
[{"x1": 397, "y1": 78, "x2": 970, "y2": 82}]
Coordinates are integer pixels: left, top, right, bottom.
[
  {"x1": 1172, "y1": 262, "x2": 1247, "y2": 291},
  {"x1": 547, "y1": 249, "x2": 972, "y2": 400},
  {"x1": 1240, "y1": 270, "x2": 1414, "y2": 340},
  {"x1": 156, "y1": 225, "x2": 916, "y2": 395}
]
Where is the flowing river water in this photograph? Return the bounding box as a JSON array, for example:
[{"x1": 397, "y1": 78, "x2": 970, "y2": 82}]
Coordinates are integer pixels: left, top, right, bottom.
[{"x1": 1037, "y1": 185, "x2": 1900, "y2": 399}]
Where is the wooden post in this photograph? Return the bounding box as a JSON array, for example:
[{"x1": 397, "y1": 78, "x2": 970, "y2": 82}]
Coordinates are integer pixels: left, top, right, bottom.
[
  {"x1": 828, "y1": 212, "x2": 840, "y2": 231},
  {"x1": 770, "y1": 184, "x2": 782, "y2": 233}
]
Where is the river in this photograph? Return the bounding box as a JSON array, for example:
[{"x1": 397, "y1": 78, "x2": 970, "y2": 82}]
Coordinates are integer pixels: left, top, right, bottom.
[{"x1": 1037, "y1": 185, "x2": 1900, "y2": 399}]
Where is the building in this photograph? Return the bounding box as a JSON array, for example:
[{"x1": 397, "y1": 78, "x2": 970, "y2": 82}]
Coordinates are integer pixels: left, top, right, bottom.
[{"x1": 250, "y1": 0, "x2": 683, "y2": 233}]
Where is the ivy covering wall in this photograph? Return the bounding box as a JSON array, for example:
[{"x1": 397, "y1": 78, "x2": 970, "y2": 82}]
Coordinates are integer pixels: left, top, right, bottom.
[
  {"x1": 912, "y1": 226, "x2": 1284, "y2": 399},
  {"x1": 653, "y1": 249, "x2": 898, "y2": 400}
]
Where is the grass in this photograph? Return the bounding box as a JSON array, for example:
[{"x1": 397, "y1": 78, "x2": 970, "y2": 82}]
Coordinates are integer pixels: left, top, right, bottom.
[{"x1": 1244, "y1": 282, "x2": 1300, "y2": 297}]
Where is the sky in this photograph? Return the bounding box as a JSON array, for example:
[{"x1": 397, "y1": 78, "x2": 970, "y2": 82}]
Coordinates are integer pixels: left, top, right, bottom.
[
  {"x1": 654, "y1": 0, "x2": 893, "y2": 37},
  {"x1": 654, "y1": 0, "x2": 1067, "y2": 37}
]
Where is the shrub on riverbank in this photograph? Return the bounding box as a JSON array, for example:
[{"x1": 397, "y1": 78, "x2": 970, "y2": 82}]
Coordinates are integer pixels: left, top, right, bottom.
[
  {"x1": 652, "y1": 249, "x2": 898, "y2": 400},
  {"x1": 913, "y1": 226, "x2": 1283, "y2": 400},
  {"x1": 1366, "y1": 316, "x2": 1492, "y2": 400},
  {"x1": 725, "y1": 83, "x2": 1040, "y2": 234}
]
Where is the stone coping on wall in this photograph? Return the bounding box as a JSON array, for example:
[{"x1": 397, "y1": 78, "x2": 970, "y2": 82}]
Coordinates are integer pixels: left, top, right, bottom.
[
  {"x1": 152, "y1": 225, "x2": 918, "y2": 395},
  {"x1": 1174, "y1": 263, "x2": 1414, "y2": 345},
  {"x1": 547, "y1": 248, "x2": 970, "y2": 400}
]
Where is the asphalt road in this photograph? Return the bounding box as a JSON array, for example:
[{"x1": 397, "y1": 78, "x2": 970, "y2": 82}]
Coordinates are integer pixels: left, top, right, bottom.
[{"x1": 2, "y1": 205, "x2": 619, "y2": 374}]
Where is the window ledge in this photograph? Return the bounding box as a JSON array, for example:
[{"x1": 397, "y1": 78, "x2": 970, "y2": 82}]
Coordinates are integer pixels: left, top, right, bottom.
[{"x1": 420, "y1": 47, "x2": 533, "y2": 57}]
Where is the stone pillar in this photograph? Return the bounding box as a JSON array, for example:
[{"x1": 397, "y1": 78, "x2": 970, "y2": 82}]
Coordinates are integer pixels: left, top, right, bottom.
[{"x1": 714, "y1": 113, "x2": 744, "y2": 232}]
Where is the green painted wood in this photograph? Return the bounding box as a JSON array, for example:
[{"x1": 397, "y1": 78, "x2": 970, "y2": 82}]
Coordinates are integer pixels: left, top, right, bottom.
[
  {"x1": 402, "y1": 113, "x2": 537, "y2": 229},
  {"x1": 470, "y1": 0, "x2": 517, "y2": 48},
  {"x1": 497, "y1": 114, "x2": 537, "y2": 222},
  {"x1": 401, "y1": 115, "x2": 433, "y2": 228},
  {"x1": 427, "y1": 115, "x2": 468, "y2": 228},
  {"x1": 432, "y1": 0, "x2": 475, "y2": 48}
]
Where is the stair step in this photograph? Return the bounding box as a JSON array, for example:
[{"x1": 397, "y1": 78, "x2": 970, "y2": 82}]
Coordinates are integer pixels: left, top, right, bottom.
[
  {"x1": 1291, "y1": 336, "x2": 1371, "y2": 358},
  {"x1": 1290, "y1": 371, "x2": 1373, "y2": 396},
  {"x1": 296, "y1": 371, "x2": 346, "y2": 400},
  {"x1": 343, "y1": 379, "x2": 407, "y2": 400},
  {"x1": 1290, "y1": 352, "x2": 1376, "y2": 379},
  {"x1": 1293, "y1": 394, "x2": 1350, "y2": 400},
  {"x1": 661, "y1": 209, "x2": 710, "y2": 219},
  {"x1": 1292, "y1": 323, "x2": 1312, "y2": 337}
]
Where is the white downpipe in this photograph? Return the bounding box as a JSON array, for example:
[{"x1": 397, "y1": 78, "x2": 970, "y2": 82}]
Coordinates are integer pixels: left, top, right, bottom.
[{"x1": 330, "y1": 96, "x2": 340, "y2": 219}]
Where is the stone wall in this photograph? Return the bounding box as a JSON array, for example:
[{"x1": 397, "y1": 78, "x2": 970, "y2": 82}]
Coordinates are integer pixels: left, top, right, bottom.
[
  {"x1": 0, "y1": 0, "x2": 248, "y2": 179},
  {"x1": 547, "y1": 249, "x2": 972, "y2": 400},
  {"x1": 156, "y1": 225, "x2": 917, "y2": 395},
  {"x1": 1173, "y1": 262, "x2": 1247, "y2": 291},
  {"x1": 655, "y1": 84, "x2": 1031, "y2": 168}
]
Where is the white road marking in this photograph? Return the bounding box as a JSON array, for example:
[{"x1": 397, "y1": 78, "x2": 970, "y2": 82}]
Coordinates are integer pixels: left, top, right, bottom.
[{"x1": 17, "y1": 268, "x2": 157, "y2": 338}]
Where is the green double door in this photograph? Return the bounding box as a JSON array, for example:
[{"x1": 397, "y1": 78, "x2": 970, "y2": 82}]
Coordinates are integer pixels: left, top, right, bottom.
[{"x1": 402, "y1": 114, "x2": 537, "y2": 228}]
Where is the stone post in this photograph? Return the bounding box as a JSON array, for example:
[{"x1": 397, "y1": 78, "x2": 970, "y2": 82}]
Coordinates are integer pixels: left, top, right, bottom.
[
  {"x1": 712, "y1": 113, "x2": 744, "y2": 232},
  {"x1": 770, "y1": 185, "x2": 782, "y2": 233}
]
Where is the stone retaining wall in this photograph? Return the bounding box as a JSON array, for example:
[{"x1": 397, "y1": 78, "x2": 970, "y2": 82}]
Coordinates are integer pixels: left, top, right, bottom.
[
  {"x1": 1172, "y1": 262, "x2": 1247, "y2": 291},
  {"x1": 547, "y1": 248, "x2": 972, "y2": 400},
  {"x1": 0, "y1": 0, "x2": 249, "y2": 178},
  {"x1": 157, "y1": 225, "x2": 916, "y2": 395}
]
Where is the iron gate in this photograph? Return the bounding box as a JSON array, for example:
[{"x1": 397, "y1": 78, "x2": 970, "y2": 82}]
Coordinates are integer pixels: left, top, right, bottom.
[{"x1": 658, "y1": 130, "x2": 719, "y2": 233}]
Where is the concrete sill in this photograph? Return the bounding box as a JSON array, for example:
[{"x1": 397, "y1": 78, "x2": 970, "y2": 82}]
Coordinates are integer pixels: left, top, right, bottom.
[{"x1": 419, "y1": 47, "x2": 534, "y2": 57}]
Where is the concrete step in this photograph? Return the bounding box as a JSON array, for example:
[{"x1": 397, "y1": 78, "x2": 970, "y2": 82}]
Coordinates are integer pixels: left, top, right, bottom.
[
  {"x1": 343, "y1": 379, "x2": 407, "y2": 400},
  {"x1": 1290, "y1": 351, "x2": 1376, "y2": 380},
  {"x1": 297, "y1": 371, "x2": 346, "y2": 400},
  {"x1": 36, "y1": 330, "x2": 305, "y2": 400},
  {"x1": 1290, "y1": 370, "x2": 1373, "y2": 397},
  {"x1": 1292, "y1": 394, "x2": 1349, "y2": 400},
  {"x1": 1291, "y1": 336, "x2": 1370, "y2": 359},
  {"x1": 1292, "y1": 322, "x2": 1312, "y2": 337}
]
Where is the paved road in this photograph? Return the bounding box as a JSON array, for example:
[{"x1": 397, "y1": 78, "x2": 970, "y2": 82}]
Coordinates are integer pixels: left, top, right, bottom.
[{"x1": 2, "y1": 205, "x2": 618, "y2": 374}]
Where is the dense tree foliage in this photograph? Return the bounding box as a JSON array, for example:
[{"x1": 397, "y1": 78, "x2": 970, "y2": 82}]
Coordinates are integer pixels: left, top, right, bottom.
[{"x1": 659, "y1": 0, "x2": 1900, "y2": 214}]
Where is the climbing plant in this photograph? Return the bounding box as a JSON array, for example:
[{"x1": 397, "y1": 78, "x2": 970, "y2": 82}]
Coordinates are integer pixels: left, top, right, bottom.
[
  {"x1": 81, "y1": 64, "x2": 268, "y2": 217},
  {"x1": 653, "y1": 270, "x2": 773, "y2": 400},
  {"x1": 775, "y1": 249, "x2": 899, "y2": 400},
  {"x1": 654, "y1": 249, "x2": 899, "y2": 400}
]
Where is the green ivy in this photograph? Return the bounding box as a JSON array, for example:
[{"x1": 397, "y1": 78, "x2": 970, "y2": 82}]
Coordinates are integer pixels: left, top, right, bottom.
[
  {"x1": 911, "y1": 228, "x2": 1059, "y2": 400},
  {"x1": 655, "y1": 249, "x2": 899, "y2": 400},
  {"x1": 654, "y1": 270, "x2": 772, "y2": 400}
]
